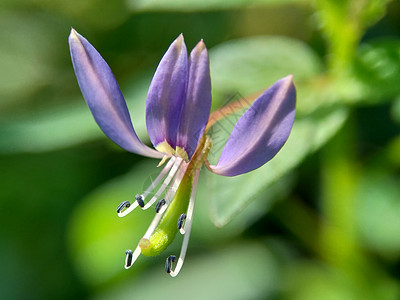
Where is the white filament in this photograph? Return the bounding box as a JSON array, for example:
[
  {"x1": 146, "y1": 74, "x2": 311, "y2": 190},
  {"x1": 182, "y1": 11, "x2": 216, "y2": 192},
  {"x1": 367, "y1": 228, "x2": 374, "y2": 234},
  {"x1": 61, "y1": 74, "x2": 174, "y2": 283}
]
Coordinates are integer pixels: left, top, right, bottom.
[
  {"x1": 169, "y1": 168, "x2": 200, "y2": 277},
  {"x1": 117, "y1": 156, "x2": 177, "y2": 217},
  {"x1": 121, "y1": 157, "x2": 190, "y2": 271},
  {"x1": 143, "y1": 157, "x2": 183, "y2": 210},
  {"x1": 141, "y1": 161, "x2": 187, "y2": 240},
  {"x1": 142, "y1": 156, "x2": 176, "y2": 199}
]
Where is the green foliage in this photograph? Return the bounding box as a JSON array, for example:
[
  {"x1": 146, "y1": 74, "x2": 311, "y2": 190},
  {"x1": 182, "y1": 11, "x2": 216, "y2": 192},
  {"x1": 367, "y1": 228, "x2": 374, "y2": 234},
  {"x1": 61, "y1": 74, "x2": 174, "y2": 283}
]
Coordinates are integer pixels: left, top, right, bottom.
[
  {"x1": 127, "y1": 0, "x2": 307, "y2": 12},
  {"x1": 316, "y1": 0, "x2": 393, "y2": 71},
  {"x1": 0, "y1": 12, "x2": 62, "y2": 106},
  {"x1": 0, "y1": 74, "x2": 151, "y2": 153},
  {"x1": 356, "y1": 171, "x2": 400, "y2": 256},
  {"x1": 68, "y1": 160, "x2": 158, "y2": 286},
  {"x1": 205, "y1": 107, "x2": 348, "y2": 226},
  {"x1": 1, "y1": 0, "x2": 400, "y2": 299},
  {"x1": 351, "y1": 39, "x2": 400, "y2": 102},
  {"x1": 209, "y1": 36, "x2": 323, "y2": 110},
  {"x1": 96, "y1": 242, "x2": 280, "y2": 300}
]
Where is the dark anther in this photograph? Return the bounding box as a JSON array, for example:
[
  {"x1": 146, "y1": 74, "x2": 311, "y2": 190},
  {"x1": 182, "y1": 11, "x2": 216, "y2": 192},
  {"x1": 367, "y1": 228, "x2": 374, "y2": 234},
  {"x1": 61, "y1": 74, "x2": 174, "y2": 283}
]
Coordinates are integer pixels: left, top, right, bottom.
[
  {"x1": 125, "y1": 250, "x2": 133, "y2": 268},
  {"x1": 177, "y1": 213, "x2": 187, "y2": 230},
  {"x1": 165, "y1": 255, "x2": 176, "y2": 273},
  {"x1": 135, "y1": 194, "x2": 145, "y2": 207},
  {"x1": 116, "y1": 200, "x2": 131, "y2": 213},
  {"x1": 155, "y1": 198, "x2": 166, "y2": 213}
]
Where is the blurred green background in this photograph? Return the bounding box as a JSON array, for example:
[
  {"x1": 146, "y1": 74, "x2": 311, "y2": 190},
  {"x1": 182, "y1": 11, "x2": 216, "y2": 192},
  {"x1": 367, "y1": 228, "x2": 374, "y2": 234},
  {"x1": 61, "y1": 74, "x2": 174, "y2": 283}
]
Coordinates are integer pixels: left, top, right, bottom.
[{"x1": 1, "y1": 0, "x2": 400, "y2": 299}]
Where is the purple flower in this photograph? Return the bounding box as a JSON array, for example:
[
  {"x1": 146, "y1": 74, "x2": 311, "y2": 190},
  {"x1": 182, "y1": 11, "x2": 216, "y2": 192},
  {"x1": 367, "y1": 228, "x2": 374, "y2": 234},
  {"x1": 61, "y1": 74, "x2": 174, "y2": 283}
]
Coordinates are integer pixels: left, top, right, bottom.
[{"x1": 69, "y1": 29, "x2": 296, "y2": 277}]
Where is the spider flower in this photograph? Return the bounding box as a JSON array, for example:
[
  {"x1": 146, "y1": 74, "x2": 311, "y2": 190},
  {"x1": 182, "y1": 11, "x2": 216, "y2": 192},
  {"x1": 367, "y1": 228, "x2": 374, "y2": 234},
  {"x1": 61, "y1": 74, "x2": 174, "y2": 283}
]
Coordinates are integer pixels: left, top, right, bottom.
[{"x1": 68, "y1": 29, "x2": 296, "y2": 277}]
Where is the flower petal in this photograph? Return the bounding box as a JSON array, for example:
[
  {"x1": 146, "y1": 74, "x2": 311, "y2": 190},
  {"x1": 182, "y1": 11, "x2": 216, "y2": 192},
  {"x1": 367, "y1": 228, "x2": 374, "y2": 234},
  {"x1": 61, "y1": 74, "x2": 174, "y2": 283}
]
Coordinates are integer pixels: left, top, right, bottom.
[
  {"x1": 146, "y1": 34, "x2": 188, "y2": 152},
  {"x1": 176, "y1": 40, "x2": 212, "y2": 159},
  {"x1": 69, "y1": 29, "x2": 162, "y2": 158},
  {"x1": 209, "y1": 75, "x2": 296, "y2": 176}
]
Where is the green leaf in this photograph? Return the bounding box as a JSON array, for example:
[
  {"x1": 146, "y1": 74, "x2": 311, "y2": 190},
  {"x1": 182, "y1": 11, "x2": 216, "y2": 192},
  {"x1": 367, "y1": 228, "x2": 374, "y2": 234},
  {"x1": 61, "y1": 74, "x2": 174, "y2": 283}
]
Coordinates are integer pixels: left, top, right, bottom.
[
  {"x1": 285, "y1": 260, "x2": 400, "y2": 300},
  {"x1": 356, "y1": 171, "x2": 400, "y2": 257},
  {"x1": 127, "y1": 0, "x2": 308, "y2": 12},
  {"x1": 0, "y1": 12, "x2": 60, "y2": 106},
  {"x1": 204, "y1": 106, "x2": 349, "y2": 226},
  {"x1": 315, "y1": 0, "x2": 393, "y2": 72},
  {"x1": 0, "y1": 0, "x2": 129, "y2": 29},
  {"x1": 94, "y1": 242, "x2": 279, "y2": 300},
  {"x1": 67, "y1": 159, "x2": 274, "y2": 286},
  {"x1": 0, "y1": 100, "x2": 102, "y2": 154},
  {"x1": 0, "y1": 74, "x2": 151, "y2": 154},
  {"x1": 67, "y1": 160, "x2": 159, "y2": 286},
  {"x1": 292, "y1": 38, "x2": 400, "y2": 111},
  {"x1": 209, "y1": 36, "x2": 323, "y2": 111},
  {"x1": 348, "y1": 39, "x2": 400, "y2": 103},
  {"x1": 356, "y1": 0, "x2": 393, "y2": 29},
  {"x1": 201, "y1": 35, "x2": 345, "y2": 225},
  {"x1": 286, "y1": 261, "x2": 357, "y2": 300},
  {"x1": 392, "y1": 97, "x2": 400, "y2": 124}
]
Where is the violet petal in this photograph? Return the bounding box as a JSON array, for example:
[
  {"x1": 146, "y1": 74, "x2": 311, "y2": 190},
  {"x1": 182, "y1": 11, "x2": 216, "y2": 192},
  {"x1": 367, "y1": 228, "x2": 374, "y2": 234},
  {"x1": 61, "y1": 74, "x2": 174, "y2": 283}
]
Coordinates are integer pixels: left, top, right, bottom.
[
  {"x1": 146, "y1": 34, "x2": 188, "y2": 150},
  {"x1": 69, "y1": 29, "x2": 162, "y2": 158},
  {"x1": 209, "y1": 75, "x2": 296, "y2": 176},
  {"x1": 176, "y1": 40, "x2": 212, "y2": 159}
]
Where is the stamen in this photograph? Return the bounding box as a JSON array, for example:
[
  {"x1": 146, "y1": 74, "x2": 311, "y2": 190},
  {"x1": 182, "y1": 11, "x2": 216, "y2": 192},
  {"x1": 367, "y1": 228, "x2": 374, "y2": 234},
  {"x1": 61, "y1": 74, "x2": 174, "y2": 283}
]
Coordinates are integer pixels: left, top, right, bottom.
[
  {"x1": 117, "y1": 157, "x2": 175, "y2": 218},
  {"x1": 155, "y1": 198, "x2": 166, "y2": 213},
  {"x1": 117, "y1": 201, "x2": 140, "y2": 218},
  {"x1": 177, "y1": 213, "x2": 186, "y2": 234},
  {"x1": 135, "y1": 194, "x2": 145, "y2": 208},
  {"x1": 120, "y1": 156, "x2": 194, "y2": 270},
  {"x1": 125, "y1": 250, "x2": 133, "y2": 268},
  {"x1": 157, "y1": 155, "x2": 169, "y2": 167},
  {"x1": 124, "y1": 246, "x2": 141, "y2": 269},
  {"x1": 143, "y1": 157, "x2": 183, "y2": 210},
  {"x1": 167, "y1": 168, "x2": 200, "y2": 277},
  {"x1": 142, "y1": 156, "x2": 176, "y2": 199},
  {"x1": 116, "y1": 200, "x2": 130, "y2": 213},
  {"x1": 165, "y1": 255, "x2": 176, "y2": 273},
  {"x1": 141, "y1": 163, "x2": 187, "y2": 240},
  {"x1": 123, "y1": 159, "x2": 188, "y2": 270}
]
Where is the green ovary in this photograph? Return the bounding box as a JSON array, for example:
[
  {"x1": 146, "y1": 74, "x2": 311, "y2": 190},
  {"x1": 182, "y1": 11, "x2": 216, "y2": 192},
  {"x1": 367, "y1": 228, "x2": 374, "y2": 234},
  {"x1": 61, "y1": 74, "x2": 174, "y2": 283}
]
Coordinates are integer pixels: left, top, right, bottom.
[{"x1": 140, "y1": 172, "x2": 193, "y2": 257}]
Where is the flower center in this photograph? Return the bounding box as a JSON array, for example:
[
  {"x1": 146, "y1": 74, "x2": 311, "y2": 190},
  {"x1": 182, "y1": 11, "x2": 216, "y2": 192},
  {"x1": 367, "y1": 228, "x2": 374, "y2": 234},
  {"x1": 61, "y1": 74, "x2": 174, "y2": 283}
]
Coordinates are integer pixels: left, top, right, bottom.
[{"x1": 155, "y1": 140, "x2": 189, "y2": 162}]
